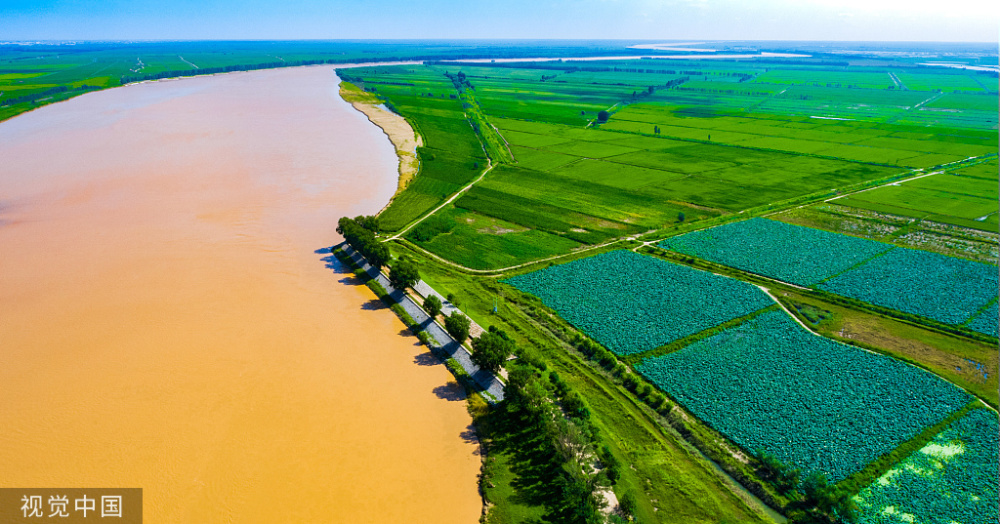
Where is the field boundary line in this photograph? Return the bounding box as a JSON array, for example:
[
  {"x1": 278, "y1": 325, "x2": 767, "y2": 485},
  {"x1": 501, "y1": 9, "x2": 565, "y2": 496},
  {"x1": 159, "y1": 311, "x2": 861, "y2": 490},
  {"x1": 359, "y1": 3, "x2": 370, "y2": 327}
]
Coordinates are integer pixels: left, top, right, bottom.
[
  {"x1": 393, "y1": 236, "x2": 628, "y2": 276},
  {"x1": 765, "y1": 288, "x2": 998, "y2": 414},
  {"x1": 384, "y1": 159, "x2": 495, "y2": 241},
  {"x1": 825, "y1": 154, "x2": 995, "y2": 205},
  {"x1": 812, "y1": 246, "x2": 898, "y2": 286},
  {"x1": 758, "y1": 287, "x2": 822, "y2": 336}
]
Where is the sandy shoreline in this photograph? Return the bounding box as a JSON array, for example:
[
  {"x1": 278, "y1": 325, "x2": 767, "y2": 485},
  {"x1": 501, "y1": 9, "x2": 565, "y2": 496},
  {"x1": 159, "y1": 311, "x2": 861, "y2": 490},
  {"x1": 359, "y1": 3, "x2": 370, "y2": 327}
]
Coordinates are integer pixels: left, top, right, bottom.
[{"x1": 339, "y1": 79, "x2": 422, "y2": 201}]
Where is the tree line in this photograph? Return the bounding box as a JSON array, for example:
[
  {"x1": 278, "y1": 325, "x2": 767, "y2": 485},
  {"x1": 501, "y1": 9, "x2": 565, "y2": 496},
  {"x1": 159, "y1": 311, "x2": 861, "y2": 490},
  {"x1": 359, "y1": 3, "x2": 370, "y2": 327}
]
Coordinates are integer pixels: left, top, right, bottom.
[
  {"x1": 337, "y1": 215, "x2": 389, "y2": 270},
  {"x1": 0, "y1": 84, "x2": 99, "y2": 107},
  {"x1": 480, "y1": 341, "x2": 631, "y2": 523}
]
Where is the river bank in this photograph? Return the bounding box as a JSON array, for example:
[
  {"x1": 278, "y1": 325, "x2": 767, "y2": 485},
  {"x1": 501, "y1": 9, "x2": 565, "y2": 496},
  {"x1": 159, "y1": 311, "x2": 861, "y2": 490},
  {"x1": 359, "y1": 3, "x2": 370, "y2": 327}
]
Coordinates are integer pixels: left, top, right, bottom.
[
  {"x1": 339, "y1": 77, "x2": 422, "y2": 198},
  {"x1": 0, "y1": 65, "x2": 481, "y2": 523}
]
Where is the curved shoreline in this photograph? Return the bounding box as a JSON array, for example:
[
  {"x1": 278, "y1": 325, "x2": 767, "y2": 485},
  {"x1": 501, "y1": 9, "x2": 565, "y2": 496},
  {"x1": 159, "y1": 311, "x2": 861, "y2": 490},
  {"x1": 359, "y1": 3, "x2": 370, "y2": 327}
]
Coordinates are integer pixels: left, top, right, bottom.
[
  {"x1": 0, "y1": 65, "x2": 482, "y2": 523},
  {"x1": 338, "y1": 77, "x2": 422, "y2": 204}
]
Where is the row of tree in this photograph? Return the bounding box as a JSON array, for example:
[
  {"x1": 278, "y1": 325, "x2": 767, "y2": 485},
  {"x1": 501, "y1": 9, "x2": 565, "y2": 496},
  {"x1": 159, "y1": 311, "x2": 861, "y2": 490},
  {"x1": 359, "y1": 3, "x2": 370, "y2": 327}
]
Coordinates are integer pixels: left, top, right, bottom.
[
  {"x1": 336, "y1": 215, "x2": 507, "y2": 378},
  {"x1": 422, "y1": 294, "x2": 509, "y2": 375},
  {"x1": 503, "y1": 351, "x2": 623, "y2": 523},
  {"x1": 337, "y1": 215, "x2": 388, "y2": 270},
  {"x1": 0, "y1": 84, "x2": 98, "y2": 107}
]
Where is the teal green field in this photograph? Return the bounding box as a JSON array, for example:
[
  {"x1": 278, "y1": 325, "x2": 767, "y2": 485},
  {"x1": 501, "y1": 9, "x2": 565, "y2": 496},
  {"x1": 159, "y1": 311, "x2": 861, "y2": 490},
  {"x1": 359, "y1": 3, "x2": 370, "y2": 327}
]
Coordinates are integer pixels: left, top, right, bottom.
[{"x1": 6, "y1": 41, "x2": 997, "y2": 524}]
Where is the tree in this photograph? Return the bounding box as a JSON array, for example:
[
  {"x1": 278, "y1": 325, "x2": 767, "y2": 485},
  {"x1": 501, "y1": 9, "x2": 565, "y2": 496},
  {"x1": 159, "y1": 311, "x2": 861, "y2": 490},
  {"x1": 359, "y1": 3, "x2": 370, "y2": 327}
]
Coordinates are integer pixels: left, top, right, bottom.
[
  {"x1": 367, "y1": 242, "x2": 390, "y2": 270},
  {"x1": 353, "y1": 215, "x2": 379, "y2": 232},
  {"x1": 471, "y1": 329, "x2": 513, "y2": 374},
  {"x1": 677, "y1": 211, "x2": 686, "y2": 223},
  {"x1": 756, "y1": 450, "x2": 800, "y2": 494},
  {"x1": 337, "y1": 216, "x2": 388, "y2": 270},
  {"x1": 618, "y1": 491, "x2": 637, "y2": 520},
  {"x1": 444, "y1": 312, "x2": 471, "y2": 344},
  {"x1": 788, "y1": 471, "x2": 857, "y2": 524},
  {"x1": 388, "y1": 256, "x2": 419, "y2": 290},
  {"x1": 423, "y1": 295, "x2": 442, "y2": 318},
  {"x1": 597, "y1": 110, "x2": 609, "y2": 122}
]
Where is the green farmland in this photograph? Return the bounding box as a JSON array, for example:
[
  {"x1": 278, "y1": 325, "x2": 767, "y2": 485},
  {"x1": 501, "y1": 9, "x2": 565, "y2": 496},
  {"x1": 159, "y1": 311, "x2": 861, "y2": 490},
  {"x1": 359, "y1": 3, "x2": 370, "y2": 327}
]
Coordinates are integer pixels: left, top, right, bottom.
[
  {"x1": 636, "y1": 309, "x2": 972, "y2": 482},
  {"x1": 342, "y1": 55, "x2": 996, "y2": 271},
  {"x1": 8, "y1": 40, "x2": 996, "y2": 524},
  {"x1": 339, "y1": 46, "x2": 997, "y2": 524},
  {"x1": 833, "y1": 159, "x2": 1000, "y2": 231}
]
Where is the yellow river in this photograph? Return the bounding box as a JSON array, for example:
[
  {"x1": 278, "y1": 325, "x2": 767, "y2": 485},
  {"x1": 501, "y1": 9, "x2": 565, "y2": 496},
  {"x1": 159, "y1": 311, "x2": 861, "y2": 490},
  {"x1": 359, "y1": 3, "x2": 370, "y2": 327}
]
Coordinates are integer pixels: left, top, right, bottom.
[{"x1": 0, "y1": 66, "x2": 481, "y2": 523}]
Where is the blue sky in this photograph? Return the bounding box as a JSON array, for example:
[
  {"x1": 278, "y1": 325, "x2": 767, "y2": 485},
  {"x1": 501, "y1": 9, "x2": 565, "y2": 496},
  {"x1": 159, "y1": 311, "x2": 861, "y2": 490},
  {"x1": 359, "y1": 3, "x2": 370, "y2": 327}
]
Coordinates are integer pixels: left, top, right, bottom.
[{"x1": 3, "y1": 0, "x2": 998, "y2": 42}]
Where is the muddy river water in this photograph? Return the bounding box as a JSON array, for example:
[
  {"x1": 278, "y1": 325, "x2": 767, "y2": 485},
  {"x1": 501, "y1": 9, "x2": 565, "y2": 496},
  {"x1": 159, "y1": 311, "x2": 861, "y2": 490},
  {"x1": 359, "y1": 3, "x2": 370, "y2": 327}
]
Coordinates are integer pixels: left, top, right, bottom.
[{"x1": 0, "y1": 66, "x2": 481, "y2": 522}]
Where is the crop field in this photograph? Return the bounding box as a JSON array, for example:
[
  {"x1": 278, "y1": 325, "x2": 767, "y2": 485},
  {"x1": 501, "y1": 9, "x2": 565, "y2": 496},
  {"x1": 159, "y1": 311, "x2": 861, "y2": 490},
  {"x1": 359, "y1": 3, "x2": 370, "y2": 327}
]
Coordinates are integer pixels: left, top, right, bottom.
[
  {"x1": 343, "y1": 57, "x2": 999, "y2": 270},
  {"x1": 659, "y1": 217, "x2": 895, "y2": 286},
  {"x1": 450, "y1": 161, "x2": 716, "y2": 240},
  {"x1": 482, "y1": 116, "x2": 899, "y2": 213},
  {"x1": 636, "y1": 310, "x2": 972, "y2": 481},
  {"x1": 604, "y1": 104, "x2": 995, "y2": 163},
  {"x1": 817, "y1": 247, "x2": 999, "y2": 327},
  {"x1": 853, "y1": 408, "x2": 999, "y2": 524},
  {"x1": 407, "y1": 207, "x2": 583, "y2": 269},
  {"x1": 339, "y1": 65, "x2": 489, "y2": 230},
  {"x1": 966, "y1": 302, "x2": 999, "y2": 337},
  {"x1": 751, "y1": 69, "x2": 897, "y2": 89},
  {"x1": 833, "y1": 159, "x2": 1000, "y2": 232},
  {"x1": 503, "y1": 250, "x2": 773, "y2": 355},
  {"x1": 659, "y1": 216, "x2": 999, "y2": 331},
  {"x1": 895, "y1": 71, "x2": 995, "y2": 93}
]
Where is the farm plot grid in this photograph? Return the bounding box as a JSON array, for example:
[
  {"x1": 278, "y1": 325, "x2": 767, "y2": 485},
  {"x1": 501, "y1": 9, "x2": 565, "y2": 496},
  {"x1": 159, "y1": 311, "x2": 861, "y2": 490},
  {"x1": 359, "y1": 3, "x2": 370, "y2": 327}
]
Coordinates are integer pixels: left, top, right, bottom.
[
  {"x1": 817, "y1": 247, "x2": 999, "y2": 327},
  {"x1": 658, "y1": 217, "x2": 895, "y2": 286},
  {"x1": 636, "y1": 309, "x2": 972, "y2": 481},
  {"x1": 965, "y1": 302, "x2": 999, "y2": 338},
  {"x1": 661, "y1": 217, "x2": 1000, "y2": 331},
  {"x1": 503, "y1": 250, "x2": 772, "y2": 356},
  {"x1": 853, "y1": 408, "x2": 999, "y2": 524},
  {"x1": 833, "y1": 160, "x2": 1000, "y2": 232}
]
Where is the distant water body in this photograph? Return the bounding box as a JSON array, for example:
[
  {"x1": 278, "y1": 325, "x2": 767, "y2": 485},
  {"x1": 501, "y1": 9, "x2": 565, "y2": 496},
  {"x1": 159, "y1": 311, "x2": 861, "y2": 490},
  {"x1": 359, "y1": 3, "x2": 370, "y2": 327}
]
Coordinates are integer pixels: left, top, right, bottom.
[{"x1": 0, "y1": 66, "x2": 481, "y2": 523}]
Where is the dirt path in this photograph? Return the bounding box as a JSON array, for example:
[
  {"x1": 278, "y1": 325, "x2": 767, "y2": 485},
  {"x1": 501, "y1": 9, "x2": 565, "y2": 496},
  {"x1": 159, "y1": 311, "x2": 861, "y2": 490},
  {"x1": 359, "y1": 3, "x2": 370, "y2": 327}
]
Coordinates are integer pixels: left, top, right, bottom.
[{"x1": 387, "y1": 160, "x2": 495, "y2": 241}]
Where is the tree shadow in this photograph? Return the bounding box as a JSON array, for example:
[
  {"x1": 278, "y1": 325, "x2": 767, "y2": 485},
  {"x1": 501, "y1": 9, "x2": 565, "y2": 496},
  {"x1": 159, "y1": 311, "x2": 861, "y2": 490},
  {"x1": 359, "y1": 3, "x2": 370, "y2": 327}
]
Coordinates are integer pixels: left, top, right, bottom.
[
  {"x1": 483, "y1": 407, "x2": 568, "y2": 522},
  {"x1": 339, "y1": 274, "x2": 365, "y2": 286},
  {"x1": 321, "y1": 254, "x2": 343, "y2": 272},
  {"x1": 460, "y1": 424, "x2": 482, "y2": 455},
  {"x1": 361, "y1": 298, "x2": 386, "y2": 311},
  {"x1": 433, "y1": 382, "x2": 466, "y2": 402},
  {"x1": 413, "y1": 352, "x2": 440, "y2": 367}
]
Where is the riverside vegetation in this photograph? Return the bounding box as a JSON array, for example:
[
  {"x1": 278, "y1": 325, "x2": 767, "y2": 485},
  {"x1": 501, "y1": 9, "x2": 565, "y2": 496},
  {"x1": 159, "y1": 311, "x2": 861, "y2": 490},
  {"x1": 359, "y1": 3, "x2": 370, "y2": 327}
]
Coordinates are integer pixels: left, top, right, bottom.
[
  {"x1": 13, "y1": 40, "x2": 995, "y2": 524},
  {"x1": 337, "y1": 41, "x2": 997, "y2": 524}
]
